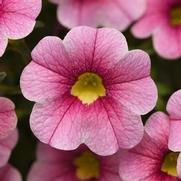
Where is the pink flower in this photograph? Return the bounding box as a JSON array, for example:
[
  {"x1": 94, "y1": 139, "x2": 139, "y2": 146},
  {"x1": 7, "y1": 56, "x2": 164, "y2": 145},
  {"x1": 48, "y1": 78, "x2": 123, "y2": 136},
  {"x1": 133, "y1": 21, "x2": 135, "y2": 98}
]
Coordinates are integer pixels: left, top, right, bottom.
[
  {"x1": 0, "y1": 97, "x2": 17, "y2": 139},
  {"x1": 132, "y1": 0, "x2": 181, "y2": 60},
  {"x1": 50, "y1": 0, "x2": 146, "y2": 30},
  {"x1": 28, "y1": 143, "x2": 121, "y2": 181},
  {"x1": 0, "y1": 0, "x2": 42, "y2": 57},
  {"x1": 20, "y1": 26, "x2": 157, "y2": 156},
  {"x1": 119, "y1": 112, "x2": 181, "y2": 181},
  {"x1": 0, "y1": 97, "x2": 21, "y2": 180},
  {"x1": 167, "y1": 90, "x2": 181, "y2": 152},
  {"x1": 0, "y1": 130, "x2": 18, "y2": 168},
  {"x1": 0, "y1": 164, "x2": 21, "y2": 181}
]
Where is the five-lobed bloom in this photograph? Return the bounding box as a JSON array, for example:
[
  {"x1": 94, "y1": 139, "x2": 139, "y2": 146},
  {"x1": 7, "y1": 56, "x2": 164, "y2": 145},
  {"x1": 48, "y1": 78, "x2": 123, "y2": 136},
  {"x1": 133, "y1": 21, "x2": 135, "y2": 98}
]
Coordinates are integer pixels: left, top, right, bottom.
[
  {"x1": 50, "y1": 0, "x2": 146, "y2": 30},
  {"x1": 0, "y1": 0, "x2": 41, "y2": 57},
  {"x1": 20, "y1": 26, "x2": 157, "y2": 156}
]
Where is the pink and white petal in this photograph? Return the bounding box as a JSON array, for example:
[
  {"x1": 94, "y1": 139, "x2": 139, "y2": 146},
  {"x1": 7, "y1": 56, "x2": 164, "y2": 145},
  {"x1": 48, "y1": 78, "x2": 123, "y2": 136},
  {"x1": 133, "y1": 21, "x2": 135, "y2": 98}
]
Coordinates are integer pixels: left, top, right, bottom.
[
  {"x1": 30, "y1": 97, "x2": 118, "y2": 156},
  {"x1": 0, "y1": 35, "x2": 8, "y2": 57},
  {"x1": 99, "y1": 1, "x2": 133, "y2": 31},
  {"x1": 106, "y1": 50, "x2": 151, "y2": 84},
  {"x1": 58, "y1": 0, "x2": 99, "y2": 28},
  {"x1": 0, "y1": 164, "x2": 22, "y2": 181},
  {"x1": 166, "y1": 90, "x2": 181, "y2": 120},
  {"x1": 109, "y1": 77, "x2": 157, "y2": 115},
  {"x1": 31, "y1": 36, "x2": 71, "y2": 78},
  {"x1": 132, "y1": 14, "x2": 167, "y2": 38},
  {"x1": 168, "y1": 121, "x2": 181, "y2": 152},
  {"x1": 3, "y1": 0, "x2": 41, "y2": 18},
  {"x1": 0, "y1": 13, "x2": 36, "y2": 39},
  {"x1": 1, "y1": 0, "x2": 41, "y2": 39},
  {"x1": 0, "y1": 97, "x2": 17, "y2": 139},
  {"x1": 119, "y1": 150, "x2": 159, "y2": 181},
  {"x1": 30, "y1": 97, "x2": 143, "y2": 156},
  {"x1": 145, "y1": 112, "x2": 169, "y2": 147},
  {"x1": 20, "y1": 61, "x2": 70, "y2": 103},
  {"x1": 28, "y1": 162, "x2": 78, "y2": 181},
  {"x1": 177, "y1": 153, "x2": 181, "y2": 178},
  {"x1": 153, "y1": 25, "x2": 181, "y2": 59},
  {"x1": 63, "y1": 26, "x2": 128, "y2": 72},
  {"x1": 117, "y1": 0, "x2": 146, "y2": 20},
  {"x1": 0, "y1": 130, "x2": 18, "y2": 167}
]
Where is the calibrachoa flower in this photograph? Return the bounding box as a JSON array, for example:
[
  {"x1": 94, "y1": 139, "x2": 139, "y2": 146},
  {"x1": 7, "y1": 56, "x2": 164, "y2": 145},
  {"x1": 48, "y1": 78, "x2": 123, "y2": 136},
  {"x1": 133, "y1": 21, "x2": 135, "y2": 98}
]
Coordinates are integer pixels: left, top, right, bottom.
[
  {"x1": 132, "y1": 0, "x2": 181, "y2": 59},
  {"x1": 119, "y1": 112, "x2": 181, "y2": 181},
  {"x1": 0, "y1": 0, "x2": 42, "y2": 57},
  {"x1": 20, "y1": 26, "x2": 157, "y2": 156},
  {"x1": 50, "y1": 0, "x2": 146, "y2": 30},
  {"x1": 28, "y1": 143, "x2": 121, "y2": 181},
  {"x1": 167, "y1": 90, "x2": 181, "y2": 152}
]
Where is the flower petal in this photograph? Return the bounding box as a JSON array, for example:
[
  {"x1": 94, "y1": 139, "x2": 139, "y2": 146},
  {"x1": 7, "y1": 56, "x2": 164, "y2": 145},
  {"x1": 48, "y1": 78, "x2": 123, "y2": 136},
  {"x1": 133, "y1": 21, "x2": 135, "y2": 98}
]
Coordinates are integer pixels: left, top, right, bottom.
[
  {"x1": 21, "y1": 36, "x2": 73, "y2": 102},
  {"x1": 119, "y1": 112, "x2": 169, "y2": 181},
  {"x1": 63, "y1": 26, "x2": 128, "y2": 72},
  {"x1": 0, "y1": 130, "x2": 18, "y2": 167},
  {"x1": 106, "y1": 50, "x2": 157, "y2": 115},
  {"x1": 100, "y1": 0, "x2": 145, "y2": 30},
  {"x1": 168, "y1": 121, "x2": 181, "y2": 152},
  {"x1": 145, "y1": 112, "x2": 169, "y2": 147},
  {"x1": 20, "y1": 61, "x2": 70, "y2": 103},
  {"x1": 0, "y1": 0, "x2": 41, "y2": 39},
  {"x1": 0, "y1": 164, "x2": 22, "y2": 181},
  {"x1": 153, "y1": 25, "x2": 181, "y2": 59},
  {"x1": 132, "y1": 13, "x2": 166, "y2": 38},
  {"x1": 30, "y1": 97, "x2": 143, "y2": 156},
  {"x1": 167, "y1": 90, "x2": 181, "y2": 151},
  {"x1": 0, "y1": 97, "x2": 17, "y2": 139},
  {"x1": 109, "y1": 78, "x2": 157, "y2": 115},
  {"x1": 167, "y1": 90, "x2": 181, "y2": 120}
]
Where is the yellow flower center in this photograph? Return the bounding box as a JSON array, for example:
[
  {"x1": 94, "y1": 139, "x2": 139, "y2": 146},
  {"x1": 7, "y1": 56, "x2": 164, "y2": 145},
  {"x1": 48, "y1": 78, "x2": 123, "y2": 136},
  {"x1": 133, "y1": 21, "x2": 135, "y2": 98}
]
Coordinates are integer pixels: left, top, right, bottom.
[
  {"x1": 161, "y1": 151, "x2": 179, "y2": 177},
  {"x1": 74, "y1": 151, "x2": 100, "y2": 180},
  {"x1": 170, "y1": 6, "x2": 181, "y2": 26},
  {"x1": 71, "y1": 72, "x2": 106, "y2": 105}
]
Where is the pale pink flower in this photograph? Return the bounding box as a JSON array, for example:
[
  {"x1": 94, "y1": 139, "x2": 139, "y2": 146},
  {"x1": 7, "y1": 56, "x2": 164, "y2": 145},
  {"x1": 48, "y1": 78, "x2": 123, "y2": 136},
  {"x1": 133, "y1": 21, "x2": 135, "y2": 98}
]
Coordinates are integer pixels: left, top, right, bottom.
[
  {"x1": 28, "y1": 143, "x2": 121, "y2": 181},
  {"x1": 167, "y1": 90, "x2": 181, "y2": 152},
  {"x1": 50, "y1": 0, "x2": 146, "y2": 30},
  {"x1": 0, "y1": 0, "x2": 42, "y2": 57},
  {"x1": 132, "y1": 0, "x2": 181, "y2": 59},
  {"x1": 20, "y1": 26, "x2": 157, "y2": 156},
  {"x1": 119, "y1": 112, "x2": 181, "y2": 181}
]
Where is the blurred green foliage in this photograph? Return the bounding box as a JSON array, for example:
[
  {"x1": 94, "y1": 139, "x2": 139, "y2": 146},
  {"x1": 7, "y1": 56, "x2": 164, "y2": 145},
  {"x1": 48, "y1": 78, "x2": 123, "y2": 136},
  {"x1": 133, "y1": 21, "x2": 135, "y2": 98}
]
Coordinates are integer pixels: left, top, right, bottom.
[{"x1": 0, "y1": 0, "x2": 180, "y2": 180}]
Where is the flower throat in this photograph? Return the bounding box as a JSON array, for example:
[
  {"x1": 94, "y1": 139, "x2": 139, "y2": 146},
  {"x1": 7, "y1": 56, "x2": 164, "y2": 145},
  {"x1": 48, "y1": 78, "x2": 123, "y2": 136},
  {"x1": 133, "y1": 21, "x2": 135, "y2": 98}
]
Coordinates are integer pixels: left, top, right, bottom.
[
  {"x1": 161, "y1": 151, "x2": 179, "y2": 177},
  {"x1": 170, "y1": 6, "x2": 181, "y2": 26},
  {"x1": 71, "y1": 72, "x2": 106, "y2": 105}
]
